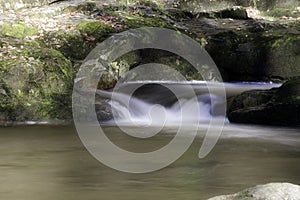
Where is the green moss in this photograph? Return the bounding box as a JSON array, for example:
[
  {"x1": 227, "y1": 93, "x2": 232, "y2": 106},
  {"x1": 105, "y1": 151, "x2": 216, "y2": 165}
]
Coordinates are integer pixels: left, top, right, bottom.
[
  {"x1": 273, "y1": 77, "x2": 300, "y2": 103},
  {"x1": 263, "y1": 34, "x2": 300, "y2": 79},
  {"x1": 44, "y1": 22, "x2": 115, "y2": 60},
  {"x1": 0, "y1": 39, "x2": 73, "y2": 121},
  {"x1": 0, "y1": 23, "x2": 39, "y2": 39},
  {"x1": 123, "y1": 16, "x2": 171, "y2": 28},
  {"x1": 270, "y1": 35, "x2": 300, "y2": 49},
  {"x1": 63, "y1": 2, "x2": 96, "y2": 13},
  {"x1": 263, "y1": 8, "x2": 296, "y2": 18},
  {"x1": 236, "y1": 190, "x2": 254, "y2": 198},
  {"x1": 76, "y1": 21, "x2": 113, "y2": 36}
]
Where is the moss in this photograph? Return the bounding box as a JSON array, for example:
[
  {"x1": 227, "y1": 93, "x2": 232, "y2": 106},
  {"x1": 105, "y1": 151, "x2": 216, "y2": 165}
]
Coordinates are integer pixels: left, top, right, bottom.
[
  {"x1": 114, "y1": 49, "x2": 202, "y2": 81},
  {"x1": 45, "y1": 15, "x2": 173, "y2": 61},
  {"x1": 0, "y1": 23, "x2": 39, "y2": 39},
  {"x1": 0, "y1": 39, "x2": 73, "y2": 121},
  {"x1": 123, "y1": 15, "x2": 171, "y2": 28},
  {"x1": 44, "y1": 22, "x2": 115, "y2": 60},
  {"x1": 236, "y1": 190, "x2": 254, "y2": 198},
  {"x1": 134, "y1": 0, "x2": 165, "y2": 9},
  {"x1": 273, "y1": 77, "x2": 300, "y2": 103},
  {"x1": 63, "y1": 2, "x2": 96, "y2": 13},
  {"x1": 263, "y1": 8, "x2": 299, "y2": 18},
  {"x1": 270, "y1": 35, "x2": 299, "y2": 49},
  {"x1": 263, "y1": 34, "x2": 300, "y2": 79},
  {"x1": 76, "y1": 21, "x2": 114, "y2": 37}
]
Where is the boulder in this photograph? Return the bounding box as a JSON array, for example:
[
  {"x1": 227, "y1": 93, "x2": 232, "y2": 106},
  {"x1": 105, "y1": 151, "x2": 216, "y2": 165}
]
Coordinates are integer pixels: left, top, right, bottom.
[
  {"x1": 204, "y1": 27, "x2": 300, "y2": 82},
  {"x1": 0, "y1": 37, "x2": 73, "y2": 121},
  {"x1": 228, "y1": 77, "x2": 300, "y2": 126},
  {"x1": 208, "y1": 182, "x2": 300, "y2": 200}
]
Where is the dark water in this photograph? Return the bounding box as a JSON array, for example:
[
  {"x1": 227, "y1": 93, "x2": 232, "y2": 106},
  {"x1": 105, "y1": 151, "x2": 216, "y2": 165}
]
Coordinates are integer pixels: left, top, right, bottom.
[{"x1": 0, "y1": 125, "x2": 299, "y2": 200}]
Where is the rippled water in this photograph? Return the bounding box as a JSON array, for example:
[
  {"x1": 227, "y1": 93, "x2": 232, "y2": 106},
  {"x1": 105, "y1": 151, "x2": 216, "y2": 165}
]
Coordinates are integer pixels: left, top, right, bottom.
[{"x1": 0, "y1": 125, "x2": 299, "y2": 200}]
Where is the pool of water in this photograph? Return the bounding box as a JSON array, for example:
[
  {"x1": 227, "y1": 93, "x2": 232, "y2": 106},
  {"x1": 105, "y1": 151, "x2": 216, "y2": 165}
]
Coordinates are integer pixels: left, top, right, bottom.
[{"x1": 0, "y1": 125, "x2": 299, "y2": 200}]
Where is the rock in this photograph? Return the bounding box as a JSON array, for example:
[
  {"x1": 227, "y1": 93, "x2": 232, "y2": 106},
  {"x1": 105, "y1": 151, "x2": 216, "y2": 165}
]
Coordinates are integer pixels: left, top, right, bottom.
[
  {"x1": 204, "y1": 25, "x2": 300, "y2": 82},
  {"x1": 263, "y1": 34, "x2": 300, "y2": 81},
  {"x1": 227, "y1": 89, "x2": 276, "y2": 114},
  {"x1": 166, "y1": 8, "x2": 194, "y2": 20},
  {"x1": 173, "y1": 0, "x2": 300, "y2": 13},
  {"x1": 0, "y1": 0, "x2": 52, "y2": 10},
  {"x1": 208, "y1": 182, "x2": 300, "y2": 200},
  {"x1": 95, "y1": 101, "x2": 113, "y2": 121},
  {"x1": 44, "y1": 21, "x2": 115, "y2": 60},
  {"x1": 0, "y1": 38, "x2": 73, "y2": 121},
  {"x1": 228, "y1": 77, "x2": 300, "y2": 126},
  {"x1": 216, "y1": 6, "x2": 249, "y2": 20}
]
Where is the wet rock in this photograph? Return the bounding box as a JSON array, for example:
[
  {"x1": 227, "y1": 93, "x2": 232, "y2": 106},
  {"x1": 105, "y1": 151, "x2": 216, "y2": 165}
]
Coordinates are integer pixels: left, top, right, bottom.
[
  {"x1": 228, "y1": 77, "x2": 300, "y2": 126},
  {"x1": 95, "y1": 101, "x2": 113, "y2": 121},
  {"x1": 208, "y1": 182, "x2": 300, "y2": 200}
]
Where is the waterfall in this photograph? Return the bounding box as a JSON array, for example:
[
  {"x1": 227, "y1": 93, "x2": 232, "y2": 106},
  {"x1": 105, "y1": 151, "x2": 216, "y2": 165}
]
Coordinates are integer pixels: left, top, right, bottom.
[
  {"x1": 107, "y1": 93, "x2": 224, "y2": 126},
  {"x1": 96, "y1": 81, "x2": 281, "y2": 126}
]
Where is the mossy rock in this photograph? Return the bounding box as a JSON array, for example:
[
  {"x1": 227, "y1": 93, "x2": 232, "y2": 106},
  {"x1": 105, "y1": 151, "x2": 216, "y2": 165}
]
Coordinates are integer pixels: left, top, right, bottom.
[
  {"x1": 0, "y1": 23, "x2": 39, "y2": 39},
  {"x1": 0, "y1": 39, "x2": 72, "y2": 121},
  {"x1": 62, "y1": 2, "x2": 96, "y2": 13},
  {"x1": 273, "y1": 77, "x2": 300, "y2": 103},
  {"x1": 263, "y1": 34, "x2": 300, "y2": 80},
  {"x1": 44, "y1": 21, "x2": 115, "y2": 60},
  {"x1": 205, "y1": 30, "x2": 265, "y2": 81},
  {"x1": 227, "y1": 89, "x2": 276, "y2": 115},
  {"x1": 205, "y1": 28, "x2": 300, "y2": 81},
  {"x1": 263, "y1": 7, "x2": 300, "y2": 18},
  {"x1": 123, "y1": 15, "x2": 171, "y2": 29},
  {"x1": 228, "y1": 77, "x2": 300, "y2": 126}
]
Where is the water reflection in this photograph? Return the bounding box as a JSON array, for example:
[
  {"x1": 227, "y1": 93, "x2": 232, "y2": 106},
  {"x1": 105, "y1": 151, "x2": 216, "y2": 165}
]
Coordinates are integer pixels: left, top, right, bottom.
[{"x1": 0, "y1": 125, "x2": 299, "y2": 199}]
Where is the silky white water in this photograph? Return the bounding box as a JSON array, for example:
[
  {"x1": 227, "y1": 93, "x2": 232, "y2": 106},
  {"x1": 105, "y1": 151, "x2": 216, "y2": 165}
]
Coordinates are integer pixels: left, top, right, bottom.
[{"x1": 98, "y1": 81, "x2": 280, "y2": 126}]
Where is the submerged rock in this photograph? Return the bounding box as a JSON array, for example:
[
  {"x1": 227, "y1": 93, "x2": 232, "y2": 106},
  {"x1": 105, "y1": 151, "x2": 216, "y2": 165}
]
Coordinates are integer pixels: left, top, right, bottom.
[
  {"x1": 208, "y1": 182, "x2": 300, "y2": 200},
  {"x1": 228, "y1": 77, "x2": 300, "y2": 126}
]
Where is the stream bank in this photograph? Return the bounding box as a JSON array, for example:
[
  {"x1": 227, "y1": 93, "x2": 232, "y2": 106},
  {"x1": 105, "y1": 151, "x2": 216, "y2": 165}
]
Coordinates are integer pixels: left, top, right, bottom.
[{"x1": 0, "y1": 0, "x2": 299, "y2": 125}]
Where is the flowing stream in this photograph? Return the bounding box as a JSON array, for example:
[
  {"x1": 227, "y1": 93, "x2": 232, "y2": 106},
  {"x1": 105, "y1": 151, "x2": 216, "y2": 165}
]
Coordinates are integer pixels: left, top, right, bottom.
[
  {"x1": 1, "y1": 82, "x2": 299, "y2": 200},
  {"x1": 99, "y1": 81, "x2": 281, "y2": 126}
]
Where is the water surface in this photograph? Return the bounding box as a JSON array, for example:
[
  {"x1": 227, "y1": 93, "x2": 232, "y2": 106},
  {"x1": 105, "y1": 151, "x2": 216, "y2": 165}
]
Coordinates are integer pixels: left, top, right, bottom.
[{"x1": 0, "y1": 125, "x2": 299, "y2": 200}]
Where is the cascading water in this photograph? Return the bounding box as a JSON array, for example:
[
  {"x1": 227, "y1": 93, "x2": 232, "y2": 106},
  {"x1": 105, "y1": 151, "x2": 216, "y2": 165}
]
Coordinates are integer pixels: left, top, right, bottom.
[
  {"x1": 107, "y1": 93, "x2": 224, "y2": 126},
  {"x1": 97, "y1": 81, "x2": 281, "y2": 127}
]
